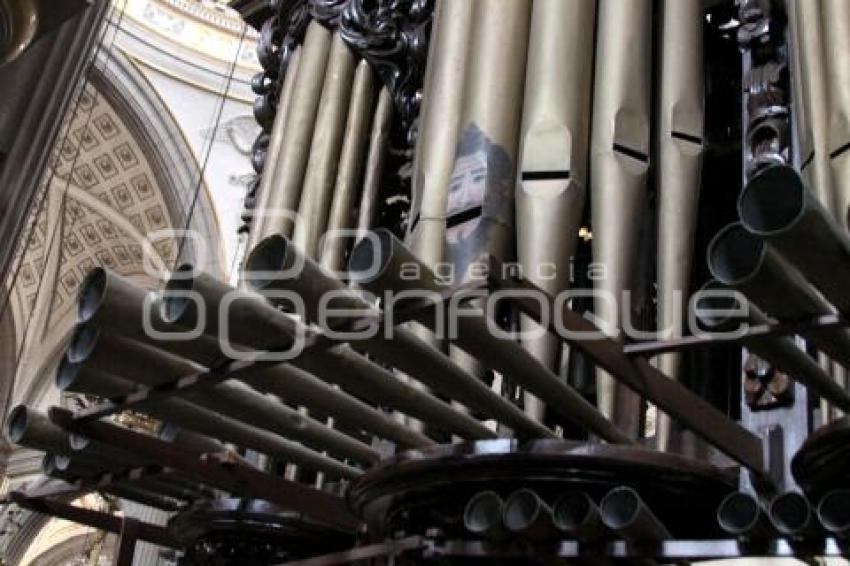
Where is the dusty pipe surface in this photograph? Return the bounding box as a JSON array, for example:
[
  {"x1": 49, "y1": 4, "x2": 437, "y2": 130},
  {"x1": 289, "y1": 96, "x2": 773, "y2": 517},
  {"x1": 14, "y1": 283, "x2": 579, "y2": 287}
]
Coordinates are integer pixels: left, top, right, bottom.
[
  {"x1": 516, "y1": 0, "x2": 596, "y2": 421},
  {"x1": 655, "y1": 0, "x2": 706, "y2": 450}
]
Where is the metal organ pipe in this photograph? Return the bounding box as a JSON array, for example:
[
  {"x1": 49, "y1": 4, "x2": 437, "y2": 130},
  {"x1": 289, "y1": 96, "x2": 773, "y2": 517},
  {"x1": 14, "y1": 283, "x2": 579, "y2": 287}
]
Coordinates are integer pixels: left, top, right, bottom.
[
  {"x1": 321, "y1": 59, "x2": 376, "y2": 272},
  {"x1": 248, "y1": 47, "x2": 303, "y2": 253},
  {"x1": 516, "y1": 0, "x2": 596, "y2": 422},
  {"x1": 655, "y1": 0, "x2": 706, "y2": 450},
  {"x1": 589, "y1": 0, "x2": 654, "y2": 435},
  {"x1": 348, "y1": 229, "x2": 632, "y2": 444},
  {"x1": 260, "y1": 21, "x2": 332, "y2": 240},
  {"x1": 293, "y1": 31, "x2": 357, "y2": 259}
]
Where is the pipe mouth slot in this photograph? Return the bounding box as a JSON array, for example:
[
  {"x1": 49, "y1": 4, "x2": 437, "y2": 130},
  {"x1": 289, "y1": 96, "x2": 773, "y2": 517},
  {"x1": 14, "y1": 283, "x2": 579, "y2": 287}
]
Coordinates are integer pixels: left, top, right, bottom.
[
  {"x1": 503, "y1": 489, "x2": 542, "y2": 532},
  {"x1": 348, "y1": 229, "x2": 394, "y2": 285},
  {"x1": 244, "y1": 235, "x2": 291, "y2": 291},
  {"x1": 707, "y1": 223, "x2": 765, "y2": 286},
  {"x1": 817, "y1": 490, "x2": 850, "y2": 533},
  {"x1": 68, "y1": 323, "x2": 100, "y2": 363},
  {"x1": 770, "y1": 492, "x2": 811, "y2": 534},
  {"x1": 78, "y1": 268, "x2": 107, "y2": 323},
  {"x1": 7, "y1": 405, "x2": 29, "y2": 443},
  {"x1": 739, "y1": 165, "x2": 806, "y2": 235},
  {"x1": 553, "y1": 491, "x2": 593, "y2": 531},
  {"x1": 600, "y1": 487, "x2": 641, "y2": 530},
  {"x1": 463, "y1": 491, "x2": 503, "y2": 534},
  {"x1": 162, "y1": 264, "x2": 196, "y2": 323},
  {"x1": 717, "y1": 492, "x2": 761, "y2": 534},
  {"x1": 56, "y1": 356, "x2": 82, "y2": 392}
]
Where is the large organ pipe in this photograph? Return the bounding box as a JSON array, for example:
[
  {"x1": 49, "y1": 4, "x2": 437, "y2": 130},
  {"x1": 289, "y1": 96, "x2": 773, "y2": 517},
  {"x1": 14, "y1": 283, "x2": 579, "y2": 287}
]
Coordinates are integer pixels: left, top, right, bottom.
[
  {"x1": 162, "y1": 269, "x2": 435, "y2": 448},
  {"x1": 443, "y1": 0, "x2": 530, "y2": 395},
  {"x1": 162, "y1": 267, "x2": 488, "y2": 441},
  {"x1": 293, "y1": 31, "x2": 357, "y2": 259},
  {"x1": 789, "y1": 0, "x2": 836, "y2": 217},
  {"x1": 655, "y1": 0, "x2": 706, "y2": 451},
  {"x1": 321, "y1": 59, "x2": 376, "y2": 272},
  {"x1": 248, "y1": 47, "x2": 303, "y2": 252},
  {"x1": 406, "y1": 0, "x2": 473, "y2": 267},
  {"x1": 696, "y1": 280, "x2": 850, "y2": 412},
  {"x1": 822, "y1": 0, "x2": 850, "y2": 227},
  {"x1": 590, "y1": 0, "x2": 654, "y2": 436},
  {"x1": 708, "y1": 222, "x2": 850, "y2": 369},
  {"x1": 355, "y1": 87, "x2": 392, "y2": 236},
  {"x1": 261, "y1": 21, "x2": 332, "y2": 239},
  {"x1": 348, "y1": 230, "x2": 631, "y2": 444},
  {"x1": 738, "y1": 165, "x2": 850, "y2": 314},
  {"x1": 403, "y1": 0, "x2": 475, "y2": 426},
  {"x1": 245, "y1": 235, "x2": 552, "y2": 439},
  {"x1": 62, "y1": 325, "x2": 382, "y2": 463},
  {"x1": 55, "y1": 355, "x2": 361, "y2": 479},
  {"x1": 516, "y1": 0, "x2": 596, "y2": 421}
]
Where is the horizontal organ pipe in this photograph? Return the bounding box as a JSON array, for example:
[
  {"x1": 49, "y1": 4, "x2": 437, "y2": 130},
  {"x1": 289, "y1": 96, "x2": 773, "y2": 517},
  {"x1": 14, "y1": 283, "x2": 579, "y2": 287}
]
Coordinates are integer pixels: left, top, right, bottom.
[
  {"x1": 244, "y1": 234, "x2": 552, "y2": 439},
  {"x1": 162, "y1": 268, "x2": 434, "y2": 449},
  {"x1": 516, "y1": 0, "x2": 596, "y2": 421},
  {"x1": 63, "y1": 324, "x2": 380, "y2": 464},
  {"x1": 695, "y1": 280, "x2": 850, "y2": 413},
  {"x1": 348, "y1": 230, "x2": 631, "y2": 444},
  {"x1": 56, "y1": 349, "x2": 361, "y2": 479},
  {"x1": 708, "y1": 222, "x2": 850, "y2": 370}
]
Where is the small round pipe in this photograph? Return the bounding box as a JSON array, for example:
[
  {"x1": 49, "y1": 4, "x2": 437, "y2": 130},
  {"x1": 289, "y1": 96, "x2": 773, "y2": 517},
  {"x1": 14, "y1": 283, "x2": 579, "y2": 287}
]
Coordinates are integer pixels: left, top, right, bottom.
[
  {"x1": 503, "y1": 489, "x2": 557, "y2": 541},
  {"x1": 769, "y1": 492, "x2": 818, "y2": 538},
  {"x1": 464, "y1": 491, "x2": 506, "y2": 540},
  {"x1": 717, "y1": 491, "x2": 774, "y2": 539},
  {"x1": 817, "y1": 489, "x2": 850, "y2": 537},
  {"x1": 553, "y1": 490, "x2": 605, "y2": 541},
  {"x1": 600, "y1": 486, "x2": 670, "y2": 542}
]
